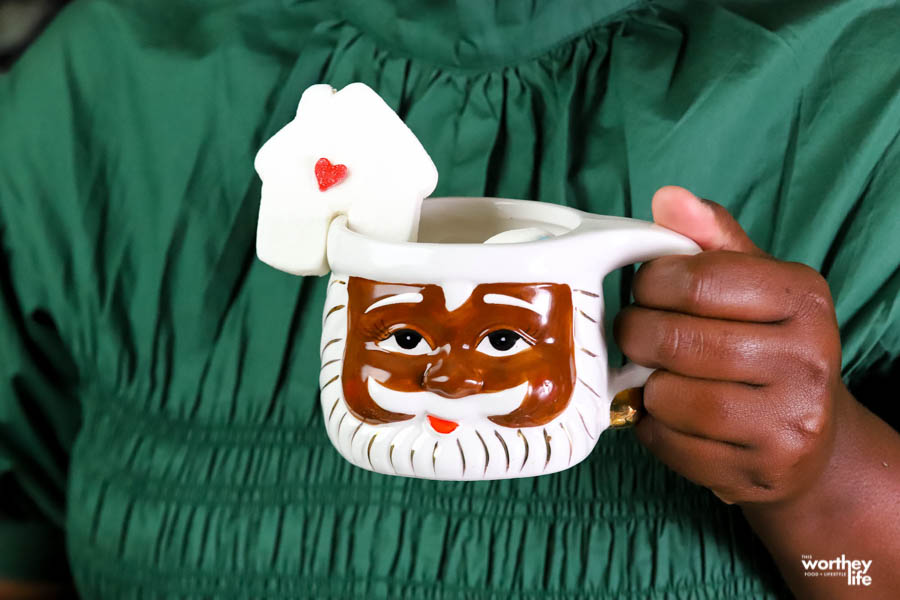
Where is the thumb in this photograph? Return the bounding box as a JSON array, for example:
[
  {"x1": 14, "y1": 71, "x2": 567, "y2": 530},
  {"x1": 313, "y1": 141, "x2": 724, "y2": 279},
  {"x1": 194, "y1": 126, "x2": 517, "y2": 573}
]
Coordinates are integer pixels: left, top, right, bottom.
[{"x1": 651, "y1": 186, "x2": 764, "y2": 255}]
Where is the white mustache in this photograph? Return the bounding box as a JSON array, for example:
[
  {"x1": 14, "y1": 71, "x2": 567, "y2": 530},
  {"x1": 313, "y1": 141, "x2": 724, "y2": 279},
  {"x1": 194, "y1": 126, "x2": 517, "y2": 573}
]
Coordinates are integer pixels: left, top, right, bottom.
[{"x1": 366, "y1": 377, "x2": 528, "y2": 420}]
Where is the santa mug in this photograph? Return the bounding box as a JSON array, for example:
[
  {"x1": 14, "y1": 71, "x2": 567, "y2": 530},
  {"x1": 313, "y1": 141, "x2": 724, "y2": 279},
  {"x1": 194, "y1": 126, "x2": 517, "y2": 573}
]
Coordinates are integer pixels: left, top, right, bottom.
[{"x1": 319, "y1": 196, "x2": 700, "y2": 480}]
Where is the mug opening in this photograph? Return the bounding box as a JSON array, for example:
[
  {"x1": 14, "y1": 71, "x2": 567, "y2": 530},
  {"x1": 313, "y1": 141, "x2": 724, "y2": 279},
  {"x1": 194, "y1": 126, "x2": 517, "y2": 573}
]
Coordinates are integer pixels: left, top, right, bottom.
[
  {"x1": 326, "y1": 197, "x2": 599, "y2": 287},
  {"x1": 415, "y1": 197, "x2": 582, "y2": 243}
]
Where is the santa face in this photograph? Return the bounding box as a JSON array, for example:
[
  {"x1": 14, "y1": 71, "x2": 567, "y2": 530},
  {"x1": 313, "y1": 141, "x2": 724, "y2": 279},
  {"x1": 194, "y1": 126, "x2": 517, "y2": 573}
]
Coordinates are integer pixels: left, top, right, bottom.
[
  {"x1": 320, "y1": 274, "x2": 604, "y2": 480},
  {"x1": 341, "y1": 277, "x2": 576, "y2": 432}
]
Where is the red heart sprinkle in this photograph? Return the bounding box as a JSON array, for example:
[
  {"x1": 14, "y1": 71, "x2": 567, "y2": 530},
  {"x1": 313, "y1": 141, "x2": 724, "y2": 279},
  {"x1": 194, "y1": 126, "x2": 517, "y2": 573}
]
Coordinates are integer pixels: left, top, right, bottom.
[{"x1": 315, "y1": 157, "x2": 348, "y2": 191}]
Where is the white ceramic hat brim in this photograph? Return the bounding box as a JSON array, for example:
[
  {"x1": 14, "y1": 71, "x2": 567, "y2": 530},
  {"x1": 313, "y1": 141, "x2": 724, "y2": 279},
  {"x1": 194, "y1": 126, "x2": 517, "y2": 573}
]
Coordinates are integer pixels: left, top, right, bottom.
[{"x1": 326, "y1": 197, "x2": 699, "y2": 288}]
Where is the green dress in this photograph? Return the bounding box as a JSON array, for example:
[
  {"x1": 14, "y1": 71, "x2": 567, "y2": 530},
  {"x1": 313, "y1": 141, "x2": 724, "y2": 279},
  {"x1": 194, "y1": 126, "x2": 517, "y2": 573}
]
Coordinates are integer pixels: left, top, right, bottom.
[{"x1": 2, "y1": 0, "x2": 899, "y2": 597}]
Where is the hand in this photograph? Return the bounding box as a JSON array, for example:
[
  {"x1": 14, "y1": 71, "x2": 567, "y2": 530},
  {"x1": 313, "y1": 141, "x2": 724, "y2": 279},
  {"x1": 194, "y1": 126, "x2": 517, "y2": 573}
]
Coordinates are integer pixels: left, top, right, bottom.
[{"x1": 614, "y1": 186, "x2": 851, "y2": 506}]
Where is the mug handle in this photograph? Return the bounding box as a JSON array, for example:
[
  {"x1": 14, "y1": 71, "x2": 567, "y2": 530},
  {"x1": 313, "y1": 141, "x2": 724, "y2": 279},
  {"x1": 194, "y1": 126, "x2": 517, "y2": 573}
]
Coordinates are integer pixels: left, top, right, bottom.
[
  {"x1": 577, "y1": 215, "x2": 702, "y2": 429},
  {"x1": 608, "y1": 363, "x2": 654, "y2": 428}
]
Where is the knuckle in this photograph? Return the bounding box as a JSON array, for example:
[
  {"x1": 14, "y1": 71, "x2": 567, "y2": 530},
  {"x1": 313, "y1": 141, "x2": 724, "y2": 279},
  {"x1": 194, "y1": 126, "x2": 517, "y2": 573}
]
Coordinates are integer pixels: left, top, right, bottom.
[
  {"x1": 743, "y1": 447, "x2": 799, "y2": 495},
  {"x1": 656, "y1": 317, "x2": 693, "y2": 362},
  {"x1": 798, "y1": 289, "x2": 833, "y2": 321},
  {"x1": 745, "y1": 467, "x2": 787, "y2": 501},
  {"x1": 743, "y1": 405, "x2": 832, "y2": 501},
  {"x1": 772, "y1": 403, "x2": 829, "y2": 462},
  {"x1": 745, "y1": 442, "x2": 819, "y2": 502},
  {"x1": 788, "y1": 264, "x2": 835, "y2": 320},
  {"x1": 684, "y1": 259, "x2": 713, "y2": 306},
  {"x1": 795, "y1": 352, "x2": 835, "y2": 388},
  {"x1": 748, "y1": 470, "x2": 777, "y2": 491},
  {"x1": 791, "y1": 402, "x2": 830, "y2": 440}
]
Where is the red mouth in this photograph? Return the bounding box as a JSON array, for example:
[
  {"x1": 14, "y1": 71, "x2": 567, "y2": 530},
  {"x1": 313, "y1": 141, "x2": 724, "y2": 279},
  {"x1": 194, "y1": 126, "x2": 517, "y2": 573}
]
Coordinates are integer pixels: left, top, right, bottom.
[{"x1": 427, "y1": 415, "x2": 459, "y2": 434}]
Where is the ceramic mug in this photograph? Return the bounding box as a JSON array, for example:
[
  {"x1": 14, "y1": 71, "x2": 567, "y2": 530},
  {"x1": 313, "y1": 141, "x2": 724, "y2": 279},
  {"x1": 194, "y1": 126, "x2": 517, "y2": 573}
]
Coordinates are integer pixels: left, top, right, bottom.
[{"x1": 319, "y1": 197, "x2": 700, "y2": 480}]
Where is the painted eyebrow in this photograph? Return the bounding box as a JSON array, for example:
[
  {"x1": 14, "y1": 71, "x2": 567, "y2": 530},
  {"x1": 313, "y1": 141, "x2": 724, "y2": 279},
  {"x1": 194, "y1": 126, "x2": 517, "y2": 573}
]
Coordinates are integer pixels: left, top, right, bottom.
[
  {"x1": 365, "y1": 292, "x2": 424, "y2": 313},
  {"x1": 482, "y1": 293, "x2": 541, "y2": 314}
]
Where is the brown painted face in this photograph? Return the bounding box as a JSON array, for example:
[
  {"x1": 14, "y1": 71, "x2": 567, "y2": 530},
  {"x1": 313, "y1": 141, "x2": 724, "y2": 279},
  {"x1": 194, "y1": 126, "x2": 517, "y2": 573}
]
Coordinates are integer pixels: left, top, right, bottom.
[{"x1": 341, "y1": 277, "x2": 576, "y2": 431}]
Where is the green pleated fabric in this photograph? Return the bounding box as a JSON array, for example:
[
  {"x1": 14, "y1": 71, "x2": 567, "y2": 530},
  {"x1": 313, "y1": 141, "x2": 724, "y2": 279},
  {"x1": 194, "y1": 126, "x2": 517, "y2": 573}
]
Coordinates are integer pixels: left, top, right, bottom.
[{"x1": 1, "y1": 0, "x2": 899, "y2": 598}]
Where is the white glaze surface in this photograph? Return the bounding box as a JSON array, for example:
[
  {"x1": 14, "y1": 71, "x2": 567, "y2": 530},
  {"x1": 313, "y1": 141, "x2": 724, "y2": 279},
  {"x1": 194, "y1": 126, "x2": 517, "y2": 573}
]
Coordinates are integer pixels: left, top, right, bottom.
[
  {"x1": 255, "y1": 83, "x2": 438, "y2": 275},
  {"x1": 319, "y1": 197, "x2": 701, "y2": 480}
]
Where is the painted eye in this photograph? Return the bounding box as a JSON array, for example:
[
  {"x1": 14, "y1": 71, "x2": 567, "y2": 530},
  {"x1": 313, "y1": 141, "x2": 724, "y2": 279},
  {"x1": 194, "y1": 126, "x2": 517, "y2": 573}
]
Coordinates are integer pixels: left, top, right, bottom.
[
  {"x1": 376, "y1": 329, "x2": 433, "y2": 355},
  {"x1": 476, "y1": 329, "x2": 531, "y2": 356}
]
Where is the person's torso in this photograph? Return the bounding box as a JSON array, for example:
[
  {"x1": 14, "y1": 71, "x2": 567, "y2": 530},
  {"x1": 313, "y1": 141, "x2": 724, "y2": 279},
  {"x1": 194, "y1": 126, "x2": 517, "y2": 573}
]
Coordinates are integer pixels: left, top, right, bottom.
[{"x1": 46, "y1": 0, "x2": 889, "y2": 597}]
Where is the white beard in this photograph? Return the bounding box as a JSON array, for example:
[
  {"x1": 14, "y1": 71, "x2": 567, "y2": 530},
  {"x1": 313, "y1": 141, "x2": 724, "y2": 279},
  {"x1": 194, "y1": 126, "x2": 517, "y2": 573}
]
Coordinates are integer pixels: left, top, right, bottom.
[{"x1": 319, "y1": 273, "x2": 612, "y2": 480}]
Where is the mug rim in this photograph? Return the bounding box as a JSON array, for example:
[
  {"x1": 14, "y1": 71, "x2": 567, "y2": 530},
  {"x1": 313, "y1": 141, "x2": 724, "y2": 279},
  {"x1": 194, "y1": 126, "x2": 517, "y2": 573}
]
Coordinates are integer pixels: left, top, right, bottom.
[
  {"x1": 326, "y1": 197, "x2": 605, "y2": 286},
  {"x1": 341, "y1": 196, "x2": 651, "y2": 249}
]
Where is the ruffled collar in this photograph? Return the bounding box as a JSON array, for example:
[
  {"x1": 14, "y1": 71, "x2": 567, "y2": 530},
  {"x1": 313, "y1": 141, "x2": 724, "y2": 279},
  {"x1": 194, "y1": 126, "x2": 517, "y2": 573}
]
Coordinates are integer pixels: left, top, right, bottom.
[{"x1": 337, "y1": 0, "x2": 646, "y2": 70}]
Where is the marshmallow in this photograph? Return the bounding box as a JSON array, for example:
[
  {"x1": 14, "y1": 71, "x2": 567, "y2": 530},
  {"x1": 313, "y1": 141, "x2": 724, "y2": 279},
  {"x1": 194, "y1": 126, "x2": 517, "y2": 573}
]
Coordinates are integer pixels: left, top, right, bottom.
[{"x1": 255, "y1": 83, "x2": 439, "y2": 276}]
